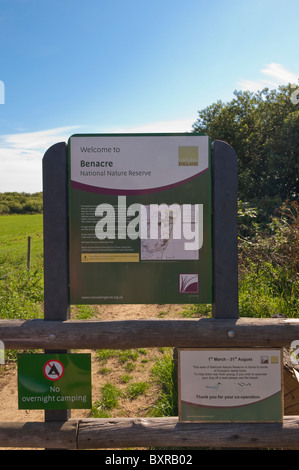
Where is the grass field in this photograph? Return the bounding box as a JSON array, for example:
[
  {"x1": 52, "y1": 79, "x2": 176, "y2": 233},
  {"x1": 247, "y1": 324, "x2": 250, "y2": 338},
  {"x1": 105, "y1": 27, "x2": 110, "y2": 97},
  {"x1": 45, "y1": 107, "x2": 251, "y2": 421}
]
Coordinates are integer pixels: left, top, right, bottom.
[
  {"x1": 0, "y1": 214, "x2": 43, "y2": 264},
  {"x1": 0, "y1": 214, "x2": 44, "y2": 321}
]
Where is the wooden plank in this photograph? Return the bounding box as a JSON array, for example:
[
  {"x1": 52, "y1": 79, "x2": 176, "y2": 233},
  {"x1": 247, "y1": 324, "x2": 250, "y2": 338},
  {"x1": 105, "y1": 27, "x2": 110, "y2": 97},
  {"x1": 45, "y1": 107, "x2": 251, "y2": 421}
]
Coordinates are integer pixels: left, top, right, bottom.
[
  {"x1": 76, "y1": 416, "x2": 299, "y2": 449},
  {"x1": 0, "y1": 417, "x2": 299, "y2": 449},
  {"x1": 1, "y1": 318, "x2": 299, "y2": 349},
  {"x1": 77, "y1": 416, "x2": 299, "y2": 449},
  {"x1": 0, "y1": 420, "x2": 77, "y2": 449}
]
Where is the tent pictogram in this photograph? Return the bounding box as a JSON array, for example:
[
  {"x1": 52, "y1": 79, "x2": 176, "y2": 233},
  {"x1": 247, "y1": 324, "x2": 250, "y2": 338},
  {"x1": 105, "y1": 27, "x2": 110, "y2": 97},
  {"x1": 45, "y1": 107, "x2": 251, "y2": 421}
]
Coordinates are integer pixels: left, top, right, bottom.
[{"x1": 43, "y1": 359, "x2": 65, "y2": 381}]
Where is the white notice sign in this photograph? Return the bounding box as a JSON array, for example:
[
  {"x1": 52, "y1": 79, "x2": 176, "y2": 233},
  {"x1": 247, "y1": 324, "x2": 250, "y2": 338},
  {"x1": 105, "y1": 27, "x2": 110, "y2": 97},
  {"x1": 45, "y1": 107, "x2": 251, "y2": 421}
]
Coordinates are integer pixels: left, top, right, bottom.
[{"x1": 179, "y1": 348, "x2": 283, "y2": 422}]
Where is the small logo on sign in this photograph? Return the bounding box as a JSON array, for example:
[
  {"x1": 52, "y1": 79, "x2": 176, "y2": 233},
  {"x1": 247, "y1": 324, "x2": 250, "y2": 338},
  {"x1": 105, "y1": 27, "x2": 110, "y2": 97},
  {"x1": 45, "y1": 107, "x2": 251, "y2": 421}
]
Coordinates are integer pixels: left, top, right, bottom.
[
  {"x1": 178, "y1": 146, "x2": 199, "y2": 166},
  {"x1": 43, "y1": 359, "x2": 65, "y2": 381},
  {"x1": 179, "y1": 273, "x2": 198, "y2": 294}
]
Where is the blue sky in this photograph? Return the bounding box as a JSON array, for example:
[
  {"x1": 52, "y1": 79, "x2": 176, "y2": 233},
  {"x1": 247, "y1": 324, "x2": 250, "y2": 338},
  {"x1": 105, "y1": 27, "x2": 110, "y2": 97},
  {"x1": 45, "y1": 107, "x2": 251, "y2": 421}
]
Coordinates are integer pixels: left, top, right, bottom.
[{"x1": 0, "y1": 0, "x2": 298, "y2": 192}]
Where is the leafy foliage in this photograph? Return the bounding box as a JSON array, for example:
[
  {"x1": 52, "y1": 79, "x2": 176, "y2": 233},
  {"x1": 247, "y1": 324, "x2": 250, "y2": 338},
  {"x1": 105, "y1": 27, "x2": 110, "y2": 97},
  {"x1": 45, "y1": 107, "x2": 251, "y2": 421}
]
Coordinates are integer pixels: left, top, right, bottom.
[
  {"x1": 193, "y1": 84, "x2": 299, "y2": 224},
  {"x1": 0, "y1": 192, "x2": 43, "y2": 215},
  {"x1": 238, "y1": 200, "x2": 299, "y2": 317}
]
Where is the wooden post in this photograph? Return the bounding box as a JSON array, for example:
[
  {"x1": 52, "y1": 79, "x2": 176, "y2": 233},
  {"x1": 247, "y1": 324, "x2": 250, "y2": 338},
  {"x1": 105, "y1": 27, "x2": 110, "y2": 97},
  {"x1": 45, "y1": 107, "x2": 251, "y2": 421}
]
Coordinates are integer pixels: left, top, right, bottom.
[
  {"x1": 43, "y1": 142, "x2": 70, "y2": 322},
  {"x1": 212, "y1": 140, "x2": 239, "y2": 319},
  {"x1": 42, "y1": 142, "x2": 70, "y2": 426},
  {"x1": 27, "y1": 236, "x2": 31, "y2": 270}
]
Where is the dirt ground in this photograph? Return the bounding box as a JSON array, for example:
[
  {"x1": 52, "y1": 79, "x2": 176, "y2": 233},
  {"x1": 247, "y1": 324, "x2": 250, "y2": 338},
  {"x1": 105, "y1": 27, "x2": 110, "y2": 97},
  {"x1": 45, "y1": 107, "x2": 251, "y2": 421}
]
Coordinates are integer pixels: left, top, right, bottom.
[{"x1": 0, "y1": 304, "x2": 185, "y2": 449}]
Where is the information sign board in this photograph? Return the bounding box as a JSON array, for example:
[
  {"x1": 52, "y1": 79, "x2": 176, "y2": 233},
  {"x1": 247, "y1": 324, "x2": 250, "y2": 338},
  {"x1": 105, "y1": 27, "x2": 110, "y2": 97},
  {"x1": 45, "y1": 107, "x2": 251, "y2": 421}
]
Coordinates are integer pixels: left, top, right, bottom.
[
  {"x1": 18, "y1": 353, "x2": 91, "y2": 410},
  {"x1": 68, "y1": 133, "x2": 212, "y2": 304},
  {"x1": 178, "y1": 348, "x2": 283, "y2": 422}
]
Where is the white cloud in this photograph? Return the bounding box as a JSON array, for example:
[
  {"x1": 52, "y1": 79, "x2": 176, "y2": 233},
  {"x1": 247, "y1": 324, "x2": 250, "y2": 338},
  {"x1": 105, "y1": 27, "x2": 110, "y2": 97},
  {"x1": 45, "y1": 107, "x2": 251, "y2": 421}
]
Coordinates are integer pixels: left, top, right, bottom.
[
  {"x1": 238, "y1": 63, "x2": 299, "y2": 92},
  {"x1": 0, "y1": 125, "x2": 79, "y2": 192},
  {"x1": 238, "y1": 79, "x2": 278, "y2": 93},
  {"x1": 261, "y1": 63, "x2": 298, "y2": 84},
  {"x1": 2, "y1": 125, "x2": 79, "y2": 152}
]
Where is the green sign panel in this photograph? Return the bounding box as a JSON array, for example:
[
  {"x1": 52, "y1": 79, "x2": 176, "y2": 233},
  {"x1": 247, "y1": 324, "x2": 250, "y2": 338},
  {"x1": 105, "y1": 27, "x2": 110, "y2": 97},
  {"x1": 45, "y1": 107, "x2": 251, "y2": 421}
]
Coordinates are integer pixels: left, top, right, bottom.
[
  {"x1": 18, "y1": 353, "x2": 91, "y2": 410},
  {"x1": 68, "y1": 133, "x2": 212, "y2": 304}
]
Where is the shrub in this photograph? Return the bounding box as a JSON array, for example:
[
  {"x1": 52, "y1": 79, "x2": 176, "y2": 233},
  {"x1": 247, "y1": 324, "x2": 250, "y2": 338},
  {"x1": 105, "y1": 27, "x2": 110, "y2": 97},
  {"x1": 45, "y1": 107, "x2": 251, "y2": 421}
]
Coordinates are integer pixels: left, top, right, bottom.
[{"x1": 238, "y1": 200, "x2": 299, "y2": 317}]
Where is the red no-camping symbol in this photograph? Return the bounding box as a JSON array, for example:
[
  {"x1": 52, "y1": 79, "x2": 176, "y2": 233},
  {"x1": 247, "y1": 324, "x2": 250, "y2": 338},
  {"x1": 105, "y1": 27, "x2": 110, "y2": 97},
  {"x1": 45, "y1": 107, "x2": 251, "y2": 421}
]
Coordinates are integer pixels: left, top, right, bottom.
[{"x1": 43, "y1": 359, "x2": 65, "y2": 381}]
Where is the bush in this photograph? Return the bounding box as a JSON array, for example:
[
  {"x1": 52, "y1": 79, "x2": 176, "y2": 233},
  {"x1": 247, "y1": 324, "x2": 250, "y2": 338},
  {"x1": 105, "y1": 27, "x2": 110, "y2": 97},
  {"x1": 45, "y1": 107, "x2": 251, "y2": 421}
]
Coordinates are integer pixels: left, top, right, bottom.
[
  {"x1": 239, "y1": 200, "x2": 299, "y2": 318},
  {"x1": 0, "y1": 203, "x2": 9, "y2": 214},
  {"x1": 0, "y1": 192, "x2": 43, "y2": 214},
  {"x1": 0, "y1": 264, "x2": 44, "y2": 319}
]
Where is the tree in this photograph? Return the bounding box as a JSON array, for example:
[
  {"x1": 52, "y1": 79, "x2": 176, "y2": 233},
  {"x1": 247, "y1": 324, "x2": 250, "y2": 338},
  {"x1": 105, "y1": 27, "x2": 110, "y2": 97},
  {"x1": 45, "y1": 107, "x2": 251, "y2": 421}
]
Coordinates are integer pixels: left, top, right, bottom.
[{"x1": 192, "y1": 84, "x2": 299, "y2": 223}]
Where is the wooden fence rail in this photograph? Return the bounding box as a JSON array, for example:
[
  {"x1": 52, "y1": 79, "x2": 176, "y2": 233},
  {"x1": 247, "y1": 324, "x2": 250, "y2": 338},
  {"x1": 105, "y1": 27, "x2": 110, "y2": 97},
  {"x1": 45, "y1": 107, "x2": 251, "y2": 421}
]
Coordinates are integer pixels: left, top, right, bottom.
[
  {"x1": 0, "y1": 317, "x2": 299, "y2": 350},
  {"x1": 1, "y1": 417, "x2": 299, "y2": 449}
]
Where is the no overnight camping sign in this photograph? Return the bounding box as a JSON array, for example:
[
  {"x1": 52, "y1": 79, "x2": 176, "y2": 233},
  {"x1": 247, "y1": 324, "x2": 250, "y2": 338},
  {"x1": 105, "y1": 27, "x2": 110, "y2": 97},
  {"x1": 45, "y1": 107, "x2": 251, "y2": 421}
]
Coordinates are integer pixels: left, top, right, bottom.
[{"x1": 68, "y1": 133, "x2": 212, "y2": 304}]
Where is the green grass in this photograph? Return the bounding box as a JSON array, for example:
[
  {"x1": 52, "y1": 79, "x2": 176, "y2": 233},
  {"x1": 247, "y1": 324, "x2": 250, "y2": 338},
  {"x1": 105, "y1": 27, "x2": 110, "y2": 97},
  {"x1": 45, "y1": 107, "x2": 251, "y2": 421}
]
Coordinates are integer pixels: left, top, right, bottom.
[
  {"x1": 96, "y1": 348, "x2": 141, "y2": 365},
  {"x1": 0, "y1": 215, "x2": 44, "y2": 322},
  {"x1": 91, "y1": 380, "x2": 150, "y2": 417},
  {"x1": 180, "y1": 304, "x2": 212, "y2": 318},
  {"x1": 0, "y1": 214, "x2": 43, "y2": 263},
  {"x1": 93, "y1": 347, "x2": 168, "y2": 417},
  {"x1": 0, "y1": 266, "x2": 44, "y2": 320},
  {"x1": 148, "y1": 349, "x2": 178, "y2": 417},
  {"x1": 125, "y1": 381, "x2": 149, "y2": 399},
  {"x1": 118, "y1": 349, "x2": 139, "y2": 364},
  {"x1": 96, "y1": 349, "x2": 118, "y2": 362},
  {"x1": 121, "y1": 374, "x2": 132, "y2": 383},
  {"x1": 91, "y1": 382, "x2": 122, "y2": 418},
  {"x1": 72, "y1": 304, "x2": 97, "y2": 319},
  {"x1": 239, "y1": 260, "x2": 299, "y2": 318}
]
